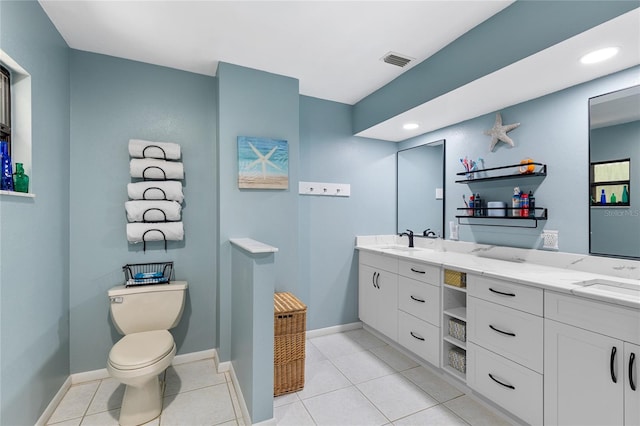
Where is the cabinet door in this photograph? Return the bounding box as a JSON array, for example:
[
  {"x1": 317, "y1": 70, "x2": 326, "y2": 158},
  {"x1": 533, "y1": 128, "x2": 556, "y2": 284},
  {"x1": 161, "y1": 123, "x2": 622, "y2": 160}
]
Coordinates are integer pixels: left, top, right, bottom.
[
  {"x1": 545, "y1": 319, "x2": 623, "y2": 426},
  {"x1": 625, "y1": 342, "x2": 640, "y2": 426},
  {"x1": 358, "y1": 264, "x2": 378, "y2": 327},
  {"x1": 358, "y1": 264, "x2": 398, "y2": 340},
  {"x1": 375, "y1": 268, "x2": 398, "y2": 340}
]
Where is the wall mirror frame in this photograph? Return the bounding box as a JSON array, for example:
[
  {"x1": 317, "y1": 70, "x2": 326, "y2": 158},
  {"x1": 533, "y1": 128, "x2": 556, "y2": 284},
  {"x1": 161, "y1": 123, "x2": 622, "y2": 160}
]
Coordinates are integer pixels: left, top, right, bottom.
[
  {"x1": 397, "y1": 139, "x2": 445, "y2": 238},
  {"x1": 588, "y1": 85, "x2": 639, "y2": 259}
]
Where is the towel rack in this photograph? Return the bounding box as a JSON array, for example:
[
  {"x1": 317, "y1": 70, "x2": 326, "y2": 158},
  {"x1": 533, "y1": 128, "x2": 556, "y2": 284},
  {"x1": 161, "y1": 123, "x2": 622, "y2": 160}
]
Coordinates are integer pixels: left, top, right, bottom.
[{"x1": 127, "y1": 139, "x2": 184, "y2": 252}]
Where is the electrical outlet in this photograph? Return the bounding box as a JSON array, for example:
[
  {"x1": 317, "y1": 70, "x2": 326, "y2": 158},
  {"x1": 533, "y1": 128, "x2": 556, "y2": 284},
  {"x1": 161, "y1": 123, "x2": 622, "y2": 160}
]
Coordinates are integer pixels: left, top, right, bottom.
[{"x1": 542, "y1": 230, "x2": 559, "y2": 250}]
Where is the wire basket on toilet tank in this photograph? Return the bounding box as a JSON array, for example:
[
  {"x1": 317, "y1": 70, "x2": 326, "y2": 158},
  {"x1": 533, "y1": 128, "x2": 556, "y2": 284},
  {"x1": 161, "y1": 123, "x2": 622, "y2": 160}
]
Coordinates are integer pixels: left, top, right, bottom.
[{"x1": 122, "y1": 262, "x2": 174, "y2": 286}]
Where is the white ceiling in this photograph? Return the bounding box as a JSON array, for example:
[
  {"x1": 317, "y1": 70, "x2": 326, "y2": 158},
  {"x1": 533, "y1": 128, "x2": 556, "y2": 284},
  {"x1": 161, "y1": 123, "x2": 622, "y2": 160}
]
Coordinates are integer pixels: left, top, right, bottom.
[{"x1": 39, "y1": 1, "x2": 639, "y2": 142}]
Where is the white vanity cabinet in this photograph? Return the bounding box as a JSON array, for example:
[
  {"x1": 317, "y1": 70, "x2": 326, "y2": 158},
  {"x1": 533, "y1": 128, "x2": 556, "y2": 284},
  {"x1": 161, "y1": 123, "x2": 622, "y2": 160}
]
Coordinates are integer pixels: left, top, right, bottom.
[
  {"x1": 545, "y1": 291, "x2": 640, "y2": 426},
  {"x1": 466, "y1": 275, "x2": 544, "y2": 426},
  {"x1": 358, "y1": 251, "x2": 399, "y2": 341},
  {"x1": 397, "y1": 260, "x2": 441, "y2": 367}
]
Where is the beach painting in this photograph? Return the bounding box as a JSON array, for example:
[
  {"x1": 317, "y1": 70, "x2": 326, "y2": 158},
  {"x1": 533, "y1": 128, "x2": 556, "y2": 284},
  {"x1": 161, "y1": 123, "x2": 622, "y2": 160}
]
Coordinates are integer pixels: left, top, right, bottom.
[{"x1": 237, "y1": 136, "x2": 289, "y2": 189}]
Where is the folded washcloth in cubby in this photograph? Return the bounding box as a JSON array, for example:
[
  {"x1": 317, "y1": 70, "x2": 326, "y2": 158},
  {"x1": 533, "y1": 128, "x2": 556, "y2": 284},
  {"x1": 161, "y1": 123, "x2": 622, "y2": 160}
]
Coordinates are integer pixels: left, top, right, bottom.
[
  {"x1": 127, "y1": 181, "x2": 184, "y2": 203},
  {"x1": 129, "y1": 139, "x2": 181, "y2": 160},
  {"x1": 130, "y1": 158, "x2": 184, "y2": 180},
  {"x1": 125, "y1": 200, "x2": 182, "y2": 222},
  {"x1": 126, "y1": 222, "x2": 184, "y2": 243}
]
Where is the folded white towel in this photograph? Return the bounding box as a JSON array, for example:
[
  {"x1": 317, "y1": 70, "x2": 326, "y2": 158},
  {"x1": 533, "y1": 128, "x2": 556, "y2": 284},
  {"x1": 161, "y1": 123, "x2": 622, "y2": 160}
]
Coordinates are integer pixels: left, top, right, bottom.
[
  {"x1": 130, "y1": 159, "x2": 184, "y2": 180},
  {"x1": 127, "y1": 181, "x2": 184, "y2": 203},
  {"x1": 125, "y1": 200, "x2": 182, "y2": 222},
  {"x1": 129, "y1": 139, "x2": 181, "y2": 160},
  {"x1": 127, "y1": 222, "x2": 184, "y2": 243}
]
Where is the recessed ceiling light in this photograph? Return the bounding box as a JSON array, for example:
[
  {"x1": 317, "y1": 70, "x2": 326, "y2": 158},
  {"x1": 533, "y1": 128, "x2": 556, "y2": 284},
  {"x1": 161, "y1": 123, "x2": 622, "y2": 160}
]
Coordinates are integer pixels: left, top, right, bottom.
[
  {"x1": 403, "y1": 123, "x2": 419, "y2": 130},
  {"x1": 580, "y1": 47, "x2": 619, "y2": 64}
]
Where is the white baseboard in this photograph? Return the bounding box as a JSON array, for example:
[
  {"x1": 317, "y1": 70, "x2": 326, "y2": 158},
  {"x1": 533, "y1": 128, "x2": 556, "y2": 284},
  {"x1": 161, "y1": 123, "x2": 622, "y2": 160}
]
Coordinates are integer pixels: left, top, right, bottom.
[
  {"x1": 306, "y1": 321, "x2": 362, "y2": 339},
  {"x1": 226, "y1": 362, "x2": 254, "y2": 426},
  {"x1": 35, "y1": 376, "x2": 72, "y2": 426},
  {"x1": 172, "y1": 348, "x2": 217, "y2": 366},
  {"x1": 71, "y1": 368, "x2": 110, "y2": 384}
]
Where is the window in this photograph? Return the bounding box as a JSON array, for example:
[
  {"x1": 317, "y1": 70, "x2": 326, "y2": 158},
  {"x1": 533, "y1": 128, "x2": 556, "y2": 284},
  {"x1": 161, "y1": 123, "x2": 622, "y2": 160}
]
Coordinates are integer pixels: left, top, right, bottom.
[
  {"x1": 0, "y1": 64, "x2": 10, "y2": 153},
  {"x1": 590, "y1": 158, "x2": 630, "y2": 206}
]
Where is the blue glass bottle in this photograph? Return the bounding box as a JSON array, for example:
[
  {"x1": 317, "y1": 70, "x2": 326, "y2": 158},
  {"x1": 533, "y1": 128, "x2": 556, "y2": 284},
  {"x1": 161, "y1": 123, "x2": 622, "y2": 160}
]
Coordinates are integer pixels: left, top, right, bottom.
[
  {"x1": 0, "y1": 141, "x2": 14, "y2": 191},
  {"x1": 600, "y1": 189, "x2": 606, "y2": 205}
]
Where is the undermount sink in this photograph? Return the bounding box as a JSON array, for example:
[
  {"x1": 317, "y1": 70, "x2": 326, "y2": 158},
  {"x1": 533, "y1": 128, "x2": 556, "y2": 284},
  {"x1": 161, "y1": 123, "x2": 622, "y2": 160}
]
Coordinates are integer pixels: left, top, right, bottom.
[
  {"x1": 379, "y1": 245, "x2": 420, "y2": 252},
  {"x1": 573, "y1": 279, "x2": 640, "y2": 306}
]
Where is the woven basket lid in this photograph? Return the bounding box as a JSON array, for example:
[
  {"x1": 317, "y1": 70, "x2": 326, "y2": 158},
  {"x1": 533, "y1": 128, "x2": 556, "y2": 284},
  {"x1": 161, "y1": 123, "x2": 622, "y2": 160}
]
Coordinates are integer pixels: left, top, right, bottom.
[{"x1": 274, "y1": 292, "x2": 306, "y2": 313}]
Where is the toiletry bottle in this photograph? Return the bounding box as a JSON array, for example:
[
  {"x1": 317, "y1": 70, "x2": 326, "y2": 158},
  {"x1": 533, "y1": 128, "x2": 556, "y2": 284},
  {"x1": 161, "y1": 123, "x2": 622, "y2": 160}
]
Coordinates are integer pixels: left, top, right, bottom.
[
  {"x1": 528, "y1": 190, "x2": 535, "y2": 217},
  {"x1": 622, "y1": 185, "x2": 629, "y2": 203},
  {"x1": 475, "y1": 193, "x2": 482, "y2": 216},
  {"x1": 611, "y1": 193, "x2": 616, "y2": 204},
  {"x1": 600, "y1": 189, "x2": 606, "y2": 204},
  {"x1": 512, "y1": 187, "x2": 520, "y2": 217},
  {"x1": 468, "y1": 195, "x2": 474, "y2": 217},
  {"x1": 521, "y1": 192, "x2": 529, "y2": 217},
  {"x1": 13, "y1": 163, "x2": 29, "y2": 193},
  {"x1": 0, "y1": 141, "x2": 14, "y2": 191}
]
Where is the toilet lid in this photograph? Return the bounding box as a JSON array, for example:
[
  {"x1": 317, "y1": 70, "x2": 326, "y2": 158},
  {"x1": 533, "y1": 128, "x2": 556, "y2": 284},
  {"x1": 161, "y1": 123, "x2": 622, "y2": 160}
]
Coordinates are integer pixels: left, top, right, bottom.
[{"x1": 109, "y1": 330, "x2": 174, "y2": 370}]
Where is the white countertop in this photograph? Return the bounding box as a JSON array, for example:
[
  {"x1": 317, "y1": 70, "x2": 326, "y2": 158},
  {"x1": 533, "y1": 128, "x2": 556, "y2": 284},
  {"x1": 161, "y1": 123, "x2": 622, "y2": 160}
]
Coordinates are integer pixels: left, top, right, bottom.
[
  {"x1": 356, "y1": 243, "x2": 640, "y2": 310},
  {"x1": 230, "y1": 238, "x2": 279, "y2": 254}
]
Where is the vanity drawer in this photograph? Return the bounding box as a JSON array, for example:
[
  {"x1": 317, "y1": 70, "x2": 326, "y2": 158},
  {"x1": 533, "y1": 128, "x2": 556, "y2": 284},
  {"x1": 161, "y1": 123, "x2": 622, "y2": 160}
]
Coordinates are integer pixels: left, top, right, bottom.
[
  {"x1": 545, "y1": 291, "x2": 640, "y2": 345},
  {"x1": 467, "y1": 342, "x2": 543, "y2": 426},
  {"x1": 468, "y1": 296, "x2": 543, "y2": 373},
  {"x1": 468, "y1": 274, "x2": 543, "y2": 316},
  {"x1": 398, "y1": 260, "x2": 440, "y2": 285},
  {"x1": 398, "y1": 276, "x2": 440, "y2": 326},
  {"x1": 359, "y1": 251, "x2": 398, "y2": 273},
  {"x1": 398, "y1": 311, "x2": 440, "y2": 367}
]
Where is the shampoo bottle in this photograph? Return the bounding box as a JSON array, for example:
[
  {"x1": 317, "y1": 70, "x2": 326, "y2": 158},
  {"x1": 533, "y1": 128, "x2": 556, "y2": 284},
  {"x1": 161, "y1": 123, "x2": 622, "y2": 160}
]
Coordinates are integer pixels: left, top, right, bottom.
[
  {"x1": 520, "y1": 192, "x2": 529, "y2": 217},
  {"x1": 468, "y1": 195, "x2": 474, "y2": 217},
  {"x1": 475, "y1": 193, "x2": 482, "y2": 216}
]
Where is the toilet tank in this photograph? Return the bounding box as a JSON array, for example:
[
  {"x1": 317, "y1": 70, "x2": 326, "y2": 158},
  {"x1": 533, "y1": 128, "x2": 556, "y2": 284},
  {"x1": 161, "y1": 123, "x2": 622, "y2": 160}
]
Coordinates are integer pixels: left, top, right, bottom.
[{"x1": 108, "y1": 281, "x2": 187, "y2": 335}]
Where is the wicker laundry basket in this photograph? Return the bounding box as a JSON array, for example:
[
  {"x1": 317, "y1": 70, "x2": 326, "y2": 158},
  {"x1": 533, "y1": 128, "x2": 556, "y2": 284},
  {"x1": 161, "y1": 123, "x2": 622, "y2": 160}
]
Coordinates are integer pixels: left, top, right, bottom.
[{"x1": 274, "y1": 292, "x2": 306, "y2": 396}]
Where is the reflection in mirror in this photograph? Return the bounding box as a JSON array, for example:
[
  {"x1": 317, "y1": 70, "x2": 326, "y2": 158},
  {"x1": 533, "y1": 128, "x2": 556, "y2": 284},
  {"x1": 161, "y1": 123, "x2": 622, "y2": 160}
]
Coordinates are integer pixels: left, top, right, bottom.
[
  {"x1": 397, "y1": 140, "x2": 445, "y2": 237},
  {"x1": 589, "y1": 85, "x2": 640, "y2": 259}
]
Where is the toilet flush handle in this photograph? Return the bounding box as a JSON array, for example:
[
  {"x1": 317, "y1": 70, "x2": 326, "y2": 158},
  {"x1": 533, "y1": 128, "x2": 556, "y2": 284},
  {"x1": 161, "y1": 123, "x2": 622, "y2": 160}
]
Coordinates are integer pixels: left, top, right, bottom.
[{"x1": 110, "y1": 296, "x2": 124, "y2": 304}]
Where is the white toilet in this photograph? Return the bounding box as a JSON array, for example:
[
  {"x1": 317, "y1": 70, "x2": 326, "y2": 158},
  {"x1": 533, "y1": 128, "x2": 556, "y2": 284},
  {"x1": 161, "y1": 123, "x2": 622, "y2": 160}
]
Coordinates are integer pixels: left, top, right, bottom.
[{"x1": 107, "y1": 281, "x2": 187, "y2": 426}]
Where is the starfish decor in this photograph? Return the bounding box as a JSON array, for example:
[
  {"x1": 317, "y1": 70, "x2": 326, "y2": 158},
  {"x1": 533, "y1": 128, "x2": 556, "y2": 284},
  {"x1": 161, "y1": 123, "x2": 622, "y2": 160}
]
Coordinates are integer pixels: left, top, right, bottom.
[{"x1": 484, "y1": 112, "x2": 520, "y2": 151}]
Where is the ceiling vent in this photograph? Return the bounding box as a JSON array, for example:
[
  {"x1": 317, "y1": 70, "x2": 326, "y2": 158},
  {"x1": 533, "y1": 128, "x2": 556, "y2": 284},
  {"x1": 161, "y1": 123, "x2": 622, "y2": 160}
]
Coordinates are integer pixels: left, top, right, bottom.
[{"x1": 381, "y1": 52, "x2": 414, "y2": 68}]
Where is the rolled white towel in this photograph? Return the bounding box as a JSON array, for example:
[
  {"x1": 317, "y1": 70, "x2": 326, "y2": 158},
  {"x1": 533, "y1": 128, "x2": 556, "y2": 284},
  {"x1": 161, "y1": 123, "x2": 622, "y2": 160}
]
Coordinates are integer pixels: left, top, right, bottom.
[
  {"x1": 130, "y1": 158, "x2": 184, "y2": 180},
  {"x1": 127, "y1": 222, "x2": 184, "y2": 243},
  {"x1": 129, "y1": 139, "x2": 181, "y2": 160},
  {"x1": 125, "y1": 200, "x2": 182, "y2": 222},
  {"x1": 127, "y1": 181, "x2": 184, "y2": 203}
]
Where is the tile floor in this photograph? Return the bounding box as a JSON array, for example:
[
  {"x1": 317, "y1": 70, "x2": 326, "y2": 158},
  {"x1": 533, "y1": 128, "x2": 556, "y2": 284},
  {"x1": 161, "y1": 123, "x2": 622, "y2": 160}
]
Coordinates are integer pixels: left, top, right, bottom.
[{"x1": 47, "y1": 328, "x2": 513, "y2": 425}]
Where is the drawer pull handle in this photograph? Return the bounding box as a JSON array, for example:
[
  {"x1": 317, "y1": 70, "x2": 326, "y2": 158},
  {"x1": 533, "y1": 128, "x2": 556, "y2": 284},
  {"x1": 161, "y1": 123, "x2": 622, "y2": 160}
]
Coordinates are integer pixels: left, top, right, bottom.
[
  {"x1": 489, "y1": 324, "x2": 516, "y2": 337},
  {"x1": 489, "y1": 288, "x2": 516, "y2": 297},
  {"x1": 410, "y1": 267, "x2": 426, "y2": 274},
  {"x1": 630, "y1": 353, "x2": 636, "y2": 391},
  {"x1": 611, "y1": 346, "x2": 618, "y2": 383},
  {"x1": 373, "y1": 272, "x2": 380, "y2": 289},
  {"x1": 488, "y1": 373, "x2": 515, "y2": 390},
  {"x1": 410, "y1": 295, "x2": 426, "y2": 303},
  {"x1": 410, "y1": 331, "x2": 425, "y2": 341},
  {"x1": 372, "y1": 272, "x2": 376, "y2": 288}
]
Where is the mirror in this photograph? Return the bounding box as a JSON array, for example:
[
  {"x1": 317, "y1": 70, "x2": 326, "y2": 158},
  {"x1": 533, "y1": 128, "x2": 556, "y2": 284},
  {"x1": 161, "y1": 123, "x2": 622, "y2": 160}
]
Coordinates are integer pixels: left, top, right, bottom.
[
  {"x1": 589, "y1": 85, "x2": 640, "y2": 259},
  {"x1": 397, "y1": 140, "x2": 445, "y2": 237}
]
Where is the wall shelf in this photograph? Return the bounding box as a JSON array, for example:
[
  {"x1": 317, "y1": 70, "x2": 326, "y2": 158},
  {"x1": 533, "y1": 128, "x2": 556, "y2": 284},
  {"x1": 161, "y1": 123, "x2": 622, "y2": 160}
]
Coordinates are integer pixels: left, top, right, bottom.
[
  {"x1": 456, "y1": 162, "x2": 548, "y2": 228},
  {"x1": 455, "y1": 162, "x2": 547, "y2": 183}
]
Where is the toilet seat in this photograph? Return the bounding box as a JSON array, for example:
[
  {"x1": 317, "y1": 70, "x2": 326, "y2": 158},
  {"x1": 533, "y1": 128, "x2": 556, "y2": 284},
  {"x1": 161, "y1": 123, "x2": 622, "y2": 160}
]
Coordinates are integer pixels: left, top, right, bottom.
[{"x1": 109, "y1": 330, "x2": 174, "y2": 370}]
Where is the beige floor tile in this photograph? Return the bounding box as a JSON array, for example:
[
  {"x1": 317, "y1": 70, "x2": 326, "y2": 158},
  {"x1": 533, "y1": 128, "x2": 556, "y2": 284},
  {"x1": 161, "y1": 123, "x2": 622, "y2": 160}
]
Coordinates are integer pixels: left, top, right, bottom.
[
  {"x1": 161, "y1": 383, "x2": 235, "y2": 426},
  {"x1": 164, "y1": 359, "x2": 225, "y2": 396},
  {"x1": 85, "y1": 378, "x2": 125, "y2": 415},
  {"x1": 48, "y1": 381, "x2": 100, "y2": 424},
  {"x1": 444, "y1": 395, "x2": 512, "y2": 426}
]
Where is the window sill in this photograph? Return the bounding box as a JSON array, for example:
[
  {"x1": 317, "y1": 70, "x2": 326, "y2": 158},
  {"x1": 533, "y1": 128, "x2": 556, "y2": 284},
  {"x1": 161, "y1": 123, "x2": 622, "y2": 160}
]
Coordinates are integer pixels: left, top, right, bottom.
[{"x1": 0, "y1": 190, "x2": 35, "y2": 198}]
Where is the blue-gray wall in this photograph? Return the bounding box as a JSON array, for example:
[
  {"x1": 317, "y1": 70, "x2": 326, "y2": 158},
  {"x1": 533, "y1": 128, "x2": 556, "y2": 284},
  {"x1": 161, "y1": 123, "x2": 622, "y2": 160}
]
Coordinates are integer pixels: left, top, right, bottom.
[
  {"x1": 401, "y1": 66, "x2": 639, "y2": 254},
  {"x1": 69, "y1": 50, "x2": 217, "y2": 373},
  {"x1": 216, "y1": 63, "x2": 300, "y2": 362},
  {"x1": 0, "y1": 1, "x2": 70, "y2": 424},
  {"x1": 299, "y1": 96, "x2": 396, "y2": 330}
]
